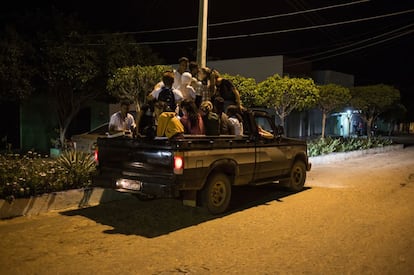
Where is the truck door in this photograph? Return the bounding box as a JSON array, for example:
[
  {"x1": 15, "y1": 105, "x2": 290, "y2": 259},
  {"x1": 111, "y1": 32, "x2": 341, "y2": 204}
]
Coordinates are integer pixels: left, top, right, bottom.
[{"x1": 254, "y1": 115, "x2": 291, "y2": 182}]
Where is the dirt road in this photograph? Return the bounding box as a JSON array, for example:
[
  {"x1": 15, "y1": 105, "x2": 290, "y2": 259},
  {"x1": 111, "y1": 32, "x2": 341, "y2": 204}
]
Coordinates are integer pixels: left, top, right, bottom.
[{"x1": 1, "y1": 147, "x2": 414, "y2": 274}]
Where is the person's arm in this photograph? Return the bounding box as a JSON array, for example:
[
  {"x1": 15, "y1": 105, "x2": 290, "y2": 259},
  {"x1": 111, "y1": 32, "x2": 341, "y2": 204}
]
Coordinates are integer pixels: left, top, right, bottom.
[
  {"x1": 188, "y1": 86, "x2": 196, "y2": 100},
  {"x1": 232, "y1": 86, "x2": 241, "y2": 107},
  {"x1": 148, "y1": 88, "x2": 160, "y2": 101},
  {"x1": 173, "y1": 89, "x2": 184, "y2": 103},
  {"x1": 209, "y1": 75, "x2": 217, "y2": 96}
]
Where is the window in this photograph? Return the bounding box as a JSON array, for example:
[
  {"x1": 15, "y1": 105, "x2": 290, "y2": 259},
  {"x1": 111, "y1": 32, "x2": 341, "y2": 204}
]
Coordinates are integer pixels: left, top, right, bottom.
[{"x1": 255, "y1": 117, "x2": 273, "y2": 134}]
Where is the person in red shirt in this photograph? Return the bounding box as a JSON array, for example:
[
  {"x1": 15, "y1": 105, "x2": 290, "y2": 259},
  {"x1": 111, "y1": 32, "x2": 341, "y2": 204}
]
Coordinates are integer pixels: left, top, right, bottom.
[{"x1": 180, "y1": 99, "x2": 205, "y2": 135}]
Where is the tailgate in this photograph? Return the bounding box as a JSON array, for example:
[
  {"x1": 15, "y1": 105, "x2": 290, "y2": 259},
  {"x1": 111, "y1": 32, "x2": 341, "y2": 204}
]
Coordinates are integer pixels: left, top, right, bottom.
[{"x1": 95, "y1": 137, "x2": 177, "y2": 197}]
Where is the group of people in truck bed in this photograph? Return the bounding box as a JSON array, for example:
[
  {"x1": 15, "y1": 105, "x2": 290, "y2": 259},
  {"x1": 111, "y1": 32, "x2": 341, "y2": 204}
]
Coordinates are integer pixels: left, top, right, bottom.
[{"x1": 110, "y1": 57, "x2": 245, "y2": 139}]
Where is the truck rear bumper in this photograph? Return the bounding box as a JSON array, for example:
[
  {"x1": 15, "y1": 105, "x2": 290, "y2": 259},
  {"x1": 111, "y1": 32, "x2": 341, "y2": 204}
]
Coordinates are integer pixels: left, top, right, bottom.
[{"x1": 115, "y1": 178, "x2": 178, "y2": 198}]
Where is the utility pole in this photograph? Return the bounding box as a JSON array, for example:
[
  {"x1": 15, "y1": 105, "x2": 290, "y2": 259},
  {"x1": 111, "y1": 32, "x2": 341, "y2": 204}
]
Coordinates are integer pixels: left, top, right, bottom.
[{"x1": 196, "y1": 0, "x2": 208, "y2": 67}]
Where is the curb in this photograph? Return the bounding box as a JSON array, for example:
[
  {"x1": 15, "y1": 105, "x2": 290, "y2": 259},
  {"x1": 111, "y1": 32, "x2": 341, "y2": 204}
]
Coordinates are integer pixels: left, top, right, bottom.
[
  {"x1": 0, "y1": 188, "x2": 131, "y2": 220},
  {"x1": 309, "y1": 144, "x2": 404, "y2": 165}
]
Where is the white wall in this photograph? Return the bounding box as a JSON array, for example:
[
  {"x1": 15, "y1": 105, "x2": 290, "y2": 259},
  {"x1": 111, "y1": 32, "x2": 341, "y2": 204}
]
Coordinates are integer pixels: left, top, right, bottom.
[
  {"x1": 207, "y1": 56, "x2": 284, "y2": 82},
  {"x1": 312, "y1": 70, "x2": 355, "y2": 87}
]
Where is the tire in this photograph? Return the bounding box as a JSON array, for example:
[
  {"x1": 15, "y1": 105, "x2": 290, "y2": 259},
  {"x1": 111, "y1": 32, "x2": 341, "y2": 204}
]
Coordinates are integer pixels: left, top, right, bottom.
[
  {"x1": 201, "y1": 173, "x2": 232, "y2": 214},
  {"x1": 286, "y1": 161, "x2": 307, "y2": 192}
]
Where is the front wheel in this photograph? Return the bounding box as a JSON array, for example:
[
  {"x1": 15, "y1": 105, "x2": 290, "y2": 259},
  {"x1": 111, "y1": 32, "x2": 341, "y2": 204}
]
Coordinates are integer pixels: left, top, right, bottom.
[
  {"x1": 285, "y1": 161, "x2": 307, "y2": 192},
  {"x1": 201, "y1": 173, "x2": 232, "y2": 214}
]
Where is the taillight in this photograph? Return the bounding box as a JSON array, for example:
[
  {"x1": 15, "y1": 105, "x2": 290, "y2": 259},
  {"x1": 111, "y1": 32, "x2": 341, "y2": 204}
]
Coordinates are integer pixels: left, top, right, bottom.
[
  {"x1": 174, "y1": 155, "x2": 184, "y2": 174},
  {"x1": 94, "y1": 149, "x2": 99, "y2": 165}
]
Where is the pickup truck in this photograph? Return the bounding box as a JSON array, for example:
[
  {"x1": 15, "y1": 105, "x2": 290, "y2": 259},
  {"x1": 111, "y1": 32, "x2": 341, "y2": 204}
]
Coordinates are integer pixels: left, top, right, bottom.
[{"x1": 94, "y1": 109, "x2": 311, "y2": 214}]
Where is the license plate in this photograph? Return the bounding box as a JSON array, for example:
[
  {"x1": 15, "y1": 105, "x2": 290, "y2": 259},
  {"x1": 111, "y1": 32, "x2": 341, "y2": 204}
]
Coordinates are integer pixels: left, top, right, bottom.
[{"x1": 116, "y1": 179, "x2": 141, "y2": 191}]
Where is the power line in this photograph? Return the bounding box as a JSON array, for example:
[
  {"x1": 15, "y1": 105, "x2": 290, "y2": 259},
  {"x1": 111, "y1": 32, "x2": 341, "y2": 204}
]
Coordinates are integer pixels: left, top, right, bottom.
[
  {"x1": 285, "y1": 28, "x2": 414, "y2": 66},
  {"x1": 88, "y1": 0, "x2": 370, "y2": 36},
  {"x1": 288, "y1": 23, "x2": 414, "y2": 61},
  {"x1": 136, "y1": 9, "x2": 414, "y2": 45},
  {"x1": 210, "y1": 0, "x2": 370, "y2": 27},
  {"x1": 282, "y1": 19, "x2": 414, "y2": 56},
  {"x1": 209, "y1": 9, "x2": 414, "y2": 41}
]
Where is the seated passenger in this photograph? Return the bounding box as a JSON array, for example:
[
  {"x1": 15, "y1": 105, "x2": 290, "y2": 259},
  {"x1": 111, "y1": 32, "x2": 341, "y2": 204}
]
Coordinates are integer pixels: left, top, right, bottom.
[
  {"x1": 138, "y1": 102, "x2": 156, "y2": 138},
  {"x1": 200, "y1": 101, "x2": 220, "y2": 136},
  {"x1": 180, "y1": 99, "x2": 205, "y2": 135},
  {"x1": 154, "y1": 101, "x2": 184, "y2": 139},
  {"x1": 108, "y1": 100, "x2": 136, "y2": 135},
  {"x1": 226, "y1": 105, "x2": 243, "y2": 136},
  {"x1": 213, "y1": 96, "x2": 230, "y2": 135}
]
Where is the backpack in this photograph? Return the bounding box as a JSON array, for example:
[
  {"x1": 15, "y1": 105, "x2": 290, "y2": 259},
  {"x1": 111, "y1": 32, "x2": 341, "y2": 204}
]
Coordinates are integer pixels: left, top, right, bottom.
[{"x1": 158, "y1": 87, "x2": 176, "y2": 111}]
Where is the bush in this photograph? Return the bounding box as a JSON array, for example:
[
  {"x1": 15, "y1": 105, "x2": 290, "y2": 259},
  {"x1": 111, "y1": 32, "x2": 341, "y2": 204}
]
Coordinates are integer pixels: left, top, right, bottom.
[
  {"x1": 0, "y1": 150, "x2": 96, "y2": 202},
  {"x1": 56, "y1": 150, "x2": 96, "y2": 189},
  {"x1": 307, "y1": 137, "x2": 393, "y2": 157}
]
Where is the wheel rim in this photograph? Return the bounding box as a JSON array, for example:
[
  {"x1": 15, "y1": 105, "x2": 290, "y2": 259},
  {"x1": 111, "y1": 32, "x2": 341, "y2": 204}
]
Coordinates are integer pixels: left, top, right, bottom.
[
  {"x1": 292, "y1": 166, "x2": 304, "y2": 186},
  {"x1": 210, "y1": 180, "x2": 227, "y2": 207}
]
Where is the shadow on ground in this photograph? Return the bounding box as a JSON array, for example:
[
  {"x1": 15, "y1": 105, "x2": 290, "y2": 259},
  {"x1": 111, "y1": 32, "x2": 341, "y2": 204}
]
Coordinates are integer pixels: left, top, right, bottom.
[{"x1": 61, "y1": 185, "x2": 310, "y2": 238}]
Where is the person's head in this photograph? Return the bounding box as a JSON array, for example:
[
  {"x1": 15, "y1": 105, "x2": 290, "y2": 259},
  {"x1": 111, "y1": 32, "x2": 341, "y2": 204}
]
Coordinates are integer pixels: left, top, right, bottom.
[
  {"x1": 141, "y1": 101, "x2": 154, "y2": 116},
  {"x1": 180, "y1": 99, "x2": 199, "y2": 126},
  {"x1": 200, "y1": 101, "x2": 213, "y2": 115},
  {"x1": 226, "y1": 105, "x2": 243, "y2": 122},
  {"x1": 162, "y1": 71, "x2": 175, "y2": 88},
  {"x1": 120, "y1": 100, "x2": 131, "y2": 116},
  {"x1": 189, "y1": 61, "x2": 199, "y2": 76},
  {"x1": 177, "y1": 57, "x2": 189, "y2": 73},
  {"x1": 181, "y1": 72, "x2": 193, "y2": 86},
  {"x1": 198, "y1": 67, "x2": 211, "y2": 82},
  {"x1": 180, "y1": 99, "x2": 197, "y2": 114}
]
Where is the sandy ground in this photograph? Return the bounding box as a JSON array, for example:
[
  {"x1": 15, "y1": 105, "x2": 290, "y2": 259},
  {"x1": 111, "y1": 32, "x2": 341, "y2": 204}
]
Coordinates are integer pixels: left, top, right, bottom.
[{"x1": 1, "y1": 146, "x2": 414, "y2": 274}]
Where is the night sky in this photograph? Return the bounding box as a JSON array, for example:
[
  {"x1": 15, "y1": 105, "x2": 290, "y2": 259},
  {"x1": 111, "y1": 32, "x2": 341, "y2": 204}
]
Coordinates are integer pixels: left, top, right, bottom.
[{"x1": 2, "y1": 0, "x2": 414, "y2": 106}]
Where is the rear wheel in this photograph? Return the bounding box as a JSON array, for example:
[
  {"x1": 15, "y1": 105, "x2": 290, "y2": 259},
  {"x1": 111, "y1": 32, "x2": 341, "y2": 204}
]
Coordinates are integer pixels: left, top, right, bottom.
[
  {"x1": 201, "y1": 173, "x2": 232, "y2": 214},
  {"x1": 285, "y1": 161, "x2": 307, "y2": 192}
]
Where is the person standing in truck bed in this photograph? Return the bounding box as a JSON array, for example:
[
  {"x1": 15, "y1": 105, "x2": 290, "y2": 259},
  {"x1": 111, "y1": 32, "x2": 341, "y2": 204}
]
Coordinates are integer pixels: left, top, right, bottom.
[
  {"x1": 149, "y1": 71, "x2": 183, "y2": 112},
  {"x1": 211, "y1": 69, "x2": 241, "y2": 110}
]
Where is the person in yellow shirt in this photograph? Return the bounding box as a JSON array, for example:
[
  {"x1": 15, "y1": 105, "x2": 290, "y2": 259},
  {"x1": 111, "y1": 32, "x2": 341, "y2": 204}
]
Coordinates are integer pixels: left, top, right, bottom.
[{"x1": 154, "y1": 101, "x2": 184, "y2": 139}]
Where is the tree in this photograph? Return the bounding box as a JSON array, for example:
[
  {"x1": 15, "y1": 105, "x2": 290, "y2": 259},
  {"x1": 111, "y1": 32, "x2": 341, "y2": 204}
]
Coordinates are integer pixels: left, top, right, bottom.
[
  {"x1": 221, "y1": 74, "x2": 262, "y2": 107},
  {"x1": 97, "y1": 35, "x2": 163, "y2": 77},
  {"x1": 350, "y1": 84, "x2": 400, "y2": 138},
  {"x1": 257, "y1": 74, "x2": 319, "y2": 126},
  {"x1": 317, "y1": 84, "x2": 351, "y2": 138},
  {"x1": 379, "y1": 103, "x2": 406, "y2": 136},
  {"x1": 107, "y1": 65, "x2": 172, "y2": 132},
  {"x1": 41, "y1": 34, "x2": 100, "y2": 148},
  {"x1": 0, "y1": 26, "x2": 34, "y2": 103}
]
